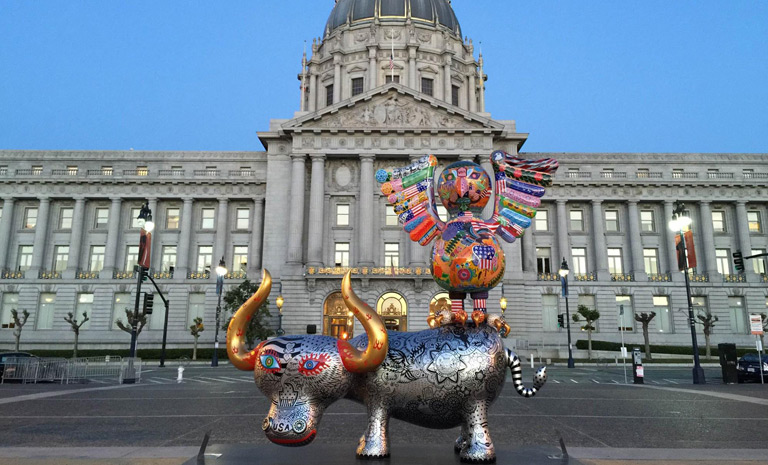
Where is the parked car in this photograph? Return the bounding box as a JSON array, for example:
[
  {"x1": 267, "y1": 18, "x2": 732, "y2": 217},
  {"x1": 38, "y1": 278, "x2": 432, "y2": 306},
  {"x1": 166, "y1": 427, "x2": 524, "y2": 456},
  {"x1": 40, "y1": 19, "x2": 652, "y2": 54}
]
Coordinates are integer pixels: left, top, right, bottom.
[
  {"x1": 737, "y1": 353, "x2": 768, "y2": 383},
  {"x1": 0, "y1": 352, "x2": 36, "y2": 382}
]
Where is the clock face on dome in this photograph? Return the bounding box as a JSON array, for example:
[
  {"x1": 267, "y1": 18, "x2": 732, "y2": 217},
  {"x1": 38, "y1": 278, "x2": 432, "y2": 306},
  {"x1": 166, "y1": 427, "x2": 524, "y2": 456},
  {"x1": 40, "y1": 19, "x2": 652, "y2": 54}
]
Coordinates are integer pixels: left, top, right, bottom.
[{"x1": 325, "y1": 0, "x2": 461, "y2": 38}]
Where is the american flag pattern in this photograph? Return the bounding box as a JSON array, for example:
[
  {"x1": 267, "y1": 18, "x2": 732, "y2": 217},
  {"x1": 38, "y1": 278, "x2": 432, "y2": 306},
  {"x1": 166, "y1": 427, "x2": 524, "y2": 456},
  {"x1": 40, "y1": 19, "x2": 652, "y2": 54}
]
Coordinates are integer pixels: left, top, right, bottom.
[{"x1": 473, "y1": 245, "x2": 496, "y2": 270}]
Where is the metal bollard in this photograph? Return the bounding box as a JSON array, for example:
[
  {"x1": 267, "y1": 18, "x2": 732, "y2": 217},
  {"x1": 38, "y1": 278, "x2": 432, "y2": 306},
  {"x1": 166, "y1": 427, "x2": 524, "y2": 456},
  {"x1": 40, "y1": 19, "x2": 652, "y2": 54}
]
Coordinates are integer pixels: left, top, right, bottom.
[
  {"x1": 632, "y1": 348, "x2": 644, "y2": 384},
  {"x1": 177, "y1": 366, "x2": 184, "y2": 383}
]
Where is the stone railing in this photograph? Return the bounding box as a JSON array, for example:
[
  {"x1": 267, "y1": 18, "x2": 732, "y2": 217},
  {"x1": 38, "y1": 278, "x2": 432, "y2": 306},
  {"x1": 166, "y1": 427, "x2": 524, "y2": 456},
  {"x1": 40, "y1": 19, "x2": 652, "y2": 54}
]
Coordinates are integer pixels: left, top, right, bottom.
[
  {"x1": 724, "y1": 274, "x2": 746, "y2": 283},
  {"x1": 611, "y1": 273, "x2": 634, "y2": 282},
  {"x1": 228, "y1": 170, "x2": 256, "y2": 177},
  {"x1": 601, "y1": 172, "x2": 627, "y2": 179},
  {"x1": 1, "y1": 269, "x2": 25, "y2": 279},
  {"x1": 306, "y1": 266, "x2": 432, "y2": 277},
  {"x1": 15, "y1": 169, "x2": 43, "y2": 176},
  {"x1": 123, "y1": 169, "x2": 149, "y2": 176},
  {"x1": 86, "y1": 169, "x2": 113, "y2": 176},
  {"x1": 688, "y1": 273, "x2": 709, "y2": 283},
  {"x1": 158, "y1": 169, "x2": 186, "y2": 177},
  {"x1": 636, "y1": 172, "x2": 663, "y2": 179},
  {"x1": 193, "y1": 169, "x2": 220, "y2": 177},
  {"x1": 113, "y1": 270, "x2": 136, "y2": 280},
  {"x1": 672, "y1": 172, "x2": 698, "y2": 179},
  {"x1": 51, "y1": 169, "x2": 79, "y2": 176},
  {"x1": 648, "y1": 273, "x2": 672, "y2": 282},
  {"x1": 745, "y1": 172, "x2": 768, "y2": 180},
  {"x1": 707, "y1": 172, "x2": 734, "y2": 179},
  {"x1": 38, "y1": 270, "x2": 62, "y2": 279},
  {"x1": 76, "y1": 270, "x2": 100, "y2": 279}
]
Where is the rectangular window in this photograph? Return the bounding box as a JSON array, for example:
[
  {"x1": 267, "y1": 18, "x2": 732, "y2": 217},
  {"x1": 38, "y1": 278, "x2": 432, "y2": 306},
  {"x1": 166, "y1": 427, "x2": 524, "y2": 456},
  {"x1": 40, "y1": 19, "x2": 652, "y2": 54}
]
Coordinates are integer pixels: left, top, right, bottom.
[
  {"x1": 572, "y1": 247, "x2": 587, "y2": 274},
  {"x1": 712, "y1": 211, "x2": 726, "y2": 232},
  {"x1": 692, "y1": 297, "x2": 709, "y2": 328},
  {"x1": 130, "y1": 207, "x2": 143, "y2": 228},
  {"x1": 236, "y1": 208, "x2": 250, "y2": 230},
  {"x1": 716, "y1": 248, "x2": 731, "y2": 275},
  {"x1": 569, "y1": 210, "x2": 584, "y2": 231},
  {"x1": 605, "y1": 210, "x2": 619, "y2": 232},
  {"x1": 643, "y1": 248, "x2": 659, "y2": 275},
  {"x1": 17, "y1": 245, "x2": 33, "y2": 271},
  {"x1": 233, "y1": 246, "x2": 248, "y2": 272},
  {"x1": 607, "y1": 248, "x2": 623, "y2": 275},
  {"x1": 101, "y1": 166, "x2": 113, "y2": 176},
  {"x1": 436, "y1": 205, "x2": 448, "y2": 222},
  {"x1": 67, "y1": 165, "x2": 78, "y2": 175},
  {"x1": 336, "y1": 204, "x2": 350, "y2": 226},
  {"x1": 59, "y1": 207, "x2": 73, "y2": 230},
  {"x1": 653, "y1": 296, "x2": 672, "y2": 333},
  {"x1": 37, "y1": 293, "x2": 56, "y2": 330},
  {"x1": 166, "y1": 208, "x2": 180, "y2": 229},
  {"x1": 385, "y1": 205, "x2": 399, "y2": 226},
  {"x1": 94, "y1": 208, "x2": 109, "y2": 229},
  {"x1": 161, "y1": 246, "x2": 177, "y2": 272},
  {"x1": 384, "y1": 243, "x2": 399, "y2": 267},
  {"x1": 24, "y1": 207, "x2": 38, "y2": 229},
  {"x1": 578, "y1": 294, "x2": 598, "y2": 332},
  {"x1": 136, "y1": 166, "x2": 148, "y2": 176},
  {"x1": 112, "y1": 292, "x2": 131, "y2": 329},
  {"x1": 535, "y1": 210, "x2": 549, "y2": 232},
  {"x1": 201, "y1": 208, "x2": 215, "y2": 229},
  {"x1": 451, "y1": 85, "x2": 460, "y2": 107},
  {"x1": 640, "y1": 210, "x2": 655, "y2": 232},
  {"x1": 748, "y1": 211, "x2": 762, "y2": 233},
  {"x1": 753, "y1": 249, "x2": 766, "y2": 274},
  {"x1": 536, "y1": 247, "x2": 551, "y2": 274},
  {"x1": 197, "y1": 245, "x2": 213, "y2": 273},
  {"x1": 617, "y1": 295, "x2": 634, "y2": 331},
  {"x1": 32, "y1": 165, "x2": 42, "y2": 175},
  {"x1": 672, "y1": 169, "x2": 684, "y2": 179},
  {"x1": 334, "y1": 242, "x2": 350, "y2": 267},
  {"x1": 76, "y1": 293, "x2": 93, "y2": 330},
  {"x1": 542, "y1": 295, "x2": 559, "y2": 331},
  {"x1": 1, "y1": 293, "x2": 19, "y2": 328},
  {"x1": 351, "y1": 77, "x2": 364, "y2": 97},
  {"x1": 188, "y1": 293, "x2": 206, "y2": 326},
  {"x1": 421, "y1": 77, "x2": 434, "y2": 96},
  {"x1": 89, "y1": 245, "x2": 105, "y2": 272},
  {"x1": 637, "y1": 168, "x2": 650, "y2": 178},
  {"x1": 125, "y1": 245, "x2": 139, "y2": 272},
  {"x1": 385, "y1": 75, "x2": 400, "y2": 84},
  {"x1": 326, "y1": 84, "x2": 334, "y2": 106},
  {"x1": 149, "y1": 291, "x2": 166, "y2": 330},
  {"x1": 729, "y1": 296, "x2": 747, "y2": 334},
  {"x1": 53, "y1": 245, "x2": 69, "y2": 272}
]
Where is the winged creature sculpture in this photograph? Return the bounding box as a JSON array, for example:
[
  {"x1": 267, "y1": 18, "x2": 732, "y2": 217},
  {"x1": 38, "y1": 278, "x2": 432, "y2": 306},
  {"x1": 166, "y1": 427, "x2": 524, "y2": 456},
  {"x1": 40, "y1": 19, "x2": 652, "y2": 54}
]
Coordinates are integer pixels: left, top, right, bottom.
[{"x1": 377, "y1": 151, "x2": 559, "y2": 326}]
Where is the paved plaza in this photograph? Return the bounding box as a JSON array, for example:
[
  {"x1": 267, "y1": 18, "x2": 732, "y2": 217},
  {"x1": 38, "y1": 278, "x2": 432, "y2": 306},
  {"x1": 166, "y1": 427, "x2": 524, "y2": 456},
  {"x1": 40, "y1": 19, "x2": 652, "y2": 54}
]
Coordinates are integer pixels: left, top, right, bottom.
[{"x1": 0, "y1": 364, "x2": 767, "y2": 463}]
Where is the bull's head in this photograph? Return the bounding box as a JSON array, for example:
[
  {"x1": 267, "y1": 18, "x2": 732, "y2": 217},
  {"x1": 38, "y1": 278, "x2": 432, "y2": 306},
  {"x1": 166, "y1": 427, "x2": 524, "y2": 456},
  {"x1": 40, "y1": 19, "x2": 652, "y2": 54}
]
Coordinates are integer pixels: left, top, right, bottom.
[{"x1": 227, "y1": 270, "x2": 388, "y2": 446}]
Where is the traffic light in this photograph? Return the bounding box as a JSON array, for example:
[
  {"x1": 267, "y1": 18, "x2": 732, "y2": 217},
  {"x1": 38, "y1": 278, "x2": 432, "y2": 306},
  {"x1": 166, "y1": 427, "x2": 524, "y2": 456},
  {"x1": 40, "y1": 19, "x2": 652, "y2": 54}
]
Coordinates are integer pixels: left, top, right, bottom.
[
  {"x1": 142, "y1": 293, "x2": 155, "y2": 315},
  {"x1": 733, "y1": 250, "x2": 745, "y2": 274},
  {"x1": 557, "y1": 314, "x2": 565, "y2": 328}
]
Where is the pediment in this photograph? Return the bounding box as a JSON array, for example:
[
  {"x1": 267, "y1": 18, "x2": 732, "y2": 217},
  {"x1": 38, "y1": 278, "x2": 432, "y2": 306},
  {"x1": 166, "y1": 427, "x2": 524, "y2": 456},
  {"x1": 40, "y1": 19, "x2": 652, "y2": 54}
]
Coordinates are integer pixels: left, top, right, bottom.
[{"x1": 284, "y1": 84, "x2": 504, "y2": 132}]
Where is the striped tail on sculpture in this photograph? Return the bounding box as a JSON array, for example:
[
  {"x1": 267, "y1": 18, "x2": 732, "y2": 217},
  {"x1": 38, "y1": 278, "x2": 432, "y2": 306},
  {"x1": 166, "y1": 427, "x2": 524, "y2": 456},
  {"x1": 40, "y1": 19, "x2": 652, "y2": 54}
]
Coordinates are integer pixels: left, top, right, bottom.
[{"x1": 506, "y1": 348, "x2": 547, "y2": 398}]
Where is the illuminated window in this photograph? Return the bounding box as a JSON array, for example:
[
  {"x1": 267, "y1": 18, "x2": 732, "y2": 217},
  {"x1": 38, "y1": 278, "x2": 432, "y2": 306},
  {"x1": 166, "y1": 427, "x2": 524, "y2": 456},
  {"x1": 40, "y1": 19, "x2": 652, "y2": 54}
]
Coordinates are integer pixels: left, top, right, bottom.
[
  {"x1": 197, "y1": 246, "x2": 213, "y2": 273},
  {"x1": 748, "y1": 211, "x2": 762, "y2": 233},
  {"x1": 89, "y1": 246, "x2": 105, "y2": 272},
  {"x1": 643, "y1": 248, "x2": 659, "y2": 275},
  {"x1": 607, "y1": 248, "x2": 623, "y2": 275},
  {"x1": 384, "y1": 243, "x2": 399, "y2": 267},
  {"x1": 17, "y1": 245, "x2": 33, "y2": 271},
  {"x1": 53, "y1": 245, "x2": 69, "y2": 272},
  {"x1": 125, "y1": 245, "x2": 139, "y2": 272},
  {"x1": 24, "y1": 207, "x2": 38, "y2": 229},
  {"x1": 729, "y1": 296, "x2": 747, "y2": 334},
  {"x1": 653, "y1": 296, "x2": 672, "y2": 333},
  {"x1": 616, "y1": 296, "x2": 634, "y2": 331},
  {"x1": 76, "y1": 293, "x2": 93, "y2": 330},
  {"x1": 334, "y1": 243, "x2": 350, "y2": 267},
  {"x1": 233, "y1": 246, "x2": 248, "y2": 272},
  {"x1": 716, "y1": 248, "x2": 731, "y2": 275},
  {"x1": 37, "y1": 293, "x2": 56, "y2": 330},
  {"x1": 571, "y1": 248, "x2": 587, "y2": 274},
  {"x1": 161, "y1": 246, "x2": 177, "y2": 272}
]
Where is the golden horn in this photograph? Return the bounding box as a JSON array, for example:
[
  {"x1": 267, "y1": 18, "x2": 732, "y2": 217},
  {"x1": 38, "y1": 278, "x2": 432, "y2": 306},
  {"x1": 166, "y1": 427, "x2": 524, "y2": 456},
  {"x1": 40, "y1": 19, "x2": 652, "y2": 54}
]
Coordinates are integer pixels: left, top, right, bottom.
[
  {"x1": 338, "y1": 271, "x2": 389, "y2": 373},
  {"x1": 227, "y1": 269, "x2": 272, "y2": 371}
]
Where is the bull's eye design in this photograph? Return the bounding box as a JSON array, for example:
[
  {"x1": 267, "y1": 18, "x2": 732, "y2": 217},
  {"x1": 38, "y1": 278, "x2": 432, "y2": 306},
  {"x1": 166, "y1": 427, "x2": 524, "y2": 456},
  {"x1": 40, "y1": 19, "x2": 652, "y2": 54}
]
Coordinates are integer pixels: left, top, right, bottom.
[
  {"x1": 259, "y1": 349, "x2": 281, "y2": 374},
  {"x1": 298, "y1": 353, "x2": 330, "y2": 376},
  {"x1": 293, "y1": 419, "x2": 307, "y2": 434}
]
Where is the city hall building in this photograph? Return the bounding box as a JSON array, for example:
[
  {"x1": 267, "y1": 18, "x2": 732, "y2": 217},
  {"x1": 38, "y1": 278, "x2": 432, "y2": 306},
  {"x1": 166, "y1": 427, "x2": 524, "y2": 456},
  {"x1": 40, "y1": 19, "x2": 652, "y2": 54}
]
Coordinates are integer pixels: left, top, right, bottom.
[{"x1": 1, "y1": 0, "x2": 766, "y2": 353}]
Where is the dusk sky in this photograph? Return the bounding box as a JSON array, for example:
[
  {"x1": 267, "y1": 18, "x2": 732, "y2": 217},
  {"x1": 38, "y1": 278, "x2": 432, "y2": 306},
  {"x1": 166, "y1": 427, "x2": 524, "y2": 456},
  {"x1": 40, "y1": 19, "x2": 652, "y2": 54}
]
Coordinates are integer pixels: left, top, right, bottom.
[{"x1": 0, "y1": 1, "x2": 766, "y2": 153}]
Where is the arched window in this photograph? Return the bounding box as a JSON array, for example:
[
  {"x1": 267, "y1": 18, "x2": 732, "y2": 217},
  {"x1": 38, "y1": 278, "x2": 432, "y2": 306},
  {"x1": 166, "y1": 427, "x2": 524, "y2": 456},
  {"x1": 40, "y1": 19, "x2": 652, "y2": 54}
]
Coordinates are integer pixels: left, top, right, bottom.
[
  {"x1": 429, "y1": 292, "x2": 451, "y2": 317},
  {"x1": 376, "y1": 292, "x2": 408, "y2": 332},
  {"x1": 323, "y1": 291, "x2": 353, "y2": 339}
]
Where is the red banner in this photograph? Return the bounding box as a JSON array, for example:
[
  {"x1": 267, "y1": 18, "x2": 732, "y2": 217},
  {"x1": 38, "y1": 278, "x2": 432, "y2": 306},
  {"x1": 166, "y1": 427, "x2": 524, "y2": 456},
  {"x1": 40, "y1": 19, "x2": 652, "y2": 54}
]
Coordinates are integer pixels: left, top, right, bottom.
[
  {"x1": 139, "y1": 229, "x2": 152, "y2": 269},
  {"x1": 675, "y1": 231, "x2": 696, "y2": 271}
]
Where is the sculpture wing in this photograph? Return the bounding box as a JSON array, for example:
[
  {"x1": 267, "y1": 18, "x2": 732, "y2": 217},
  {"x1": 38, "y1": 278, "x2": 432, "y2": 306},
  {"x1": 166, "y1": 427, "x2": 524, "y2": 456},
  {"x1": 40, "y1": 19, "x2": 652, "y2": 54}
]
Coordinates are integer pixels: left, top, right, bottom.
[
  {"x1": 488, "y1": 150, "x2": 559, "y2": 243},
  {"x1": 377, "y1": 155, "x2": 445, "y2": 246}
]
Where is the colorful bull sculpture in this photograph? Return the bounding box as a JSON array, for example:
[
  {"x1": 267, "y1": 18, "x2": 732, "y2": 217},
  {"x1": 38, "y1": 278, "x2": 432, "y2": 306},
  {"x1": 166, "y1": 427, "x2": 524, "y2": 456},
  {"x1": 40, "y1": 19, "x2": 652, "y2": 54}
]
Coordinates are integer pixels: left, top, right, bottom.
[{"x1": 227, "y1": 270, "x2": 546, "y2": 463}]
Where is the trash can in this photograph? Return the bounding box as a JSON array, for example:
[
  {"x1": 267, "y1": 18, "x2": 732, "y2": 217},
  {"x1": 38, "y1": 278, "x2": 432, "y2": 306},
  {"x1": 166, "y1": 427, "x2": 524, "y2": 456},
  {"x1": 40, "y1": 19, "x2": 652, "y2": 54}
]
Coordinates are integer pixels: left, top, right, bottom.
[
  {"x1": 632, "y1": 348, "x2": 644, "y2": 384},
  {"x1": 718, "y1": 343, "x2": 738, "y2": 384}
]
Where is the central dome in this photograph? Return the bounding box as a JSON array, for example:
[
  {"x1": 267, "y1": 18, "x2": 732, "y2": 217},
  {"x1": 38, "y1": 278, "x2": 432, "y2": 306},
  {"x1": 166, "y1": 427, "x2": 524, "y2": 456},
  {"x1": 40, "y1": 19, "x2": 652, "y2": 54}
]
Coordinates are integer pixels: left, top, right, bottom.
[{"x1": 325, "y1": 0, "x2": 461, "y2": 37}]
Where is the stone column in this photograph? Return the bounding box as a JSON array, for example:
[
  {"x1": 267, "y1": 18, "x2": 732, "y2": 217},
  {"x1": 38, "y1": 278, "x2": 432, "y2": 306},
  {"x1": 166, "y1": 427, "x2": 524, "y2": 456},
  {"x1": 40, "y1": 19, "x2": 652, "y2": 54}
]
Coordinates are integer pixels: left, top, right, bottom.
[
  {"x1": 287, "y1": 154, "x2": 307, "y2": 264},
  {"x1": 698, "y1": 201, "x2": 718, "y2": 276},
  {"x1": 249, "y1": 198, "x2": 265, "y2": 275},
  {"x1": 663, "y1": 201, "x2": 681, "y2": 280},
  {"x1": 214, "y1": 198, "x2": 229, "y2": 266},
  {"x1": 333, "y1": 54, "x2": 342, "y2": 104},
  {"x1": 408, "y1": 46, "x2": 417, "y2": 90},
  {"x1": 0, "y1": 198, "x2": 15, "y2": 270},
  {"x1": 308, "y1": 72, "x2": 317, "y2": 112},
  {"x1": 358, "y1": 154, "x2": 375, "y2": 266},
  {"x1": 556, "y1": 200, "x2": 570, "y2": 268},
  {"x1": 176, "y1": 197, "x2": 194, "y2": 278},
  {"x1": 443, "y1": 53, "x2": 452, "y2": 104},
  {"x1": 627, "y1": 200, "x2": 647, "y2": 280},
  {"x1": 478, "y1": 53, "x2": 486, "y2": 113},
  {"x1": 147, "y1": 198, "x2": 158, "y2": 269},
  {"x1": 591, "y1": 200, "x2": 609, "y2": 280},
  {"x1": 101, "y1": 197, "x2": 122, "y2": 278},
  {"x1": 28, "y1": 197, "x2": 51, "y2": 278},
  {"x1": 522, "y1": 227, "x2": 536, "y2": 273},
  {"x1": 307, "y1": 154, "x2": 326, "y2": 266},
  {"x1": 368, "y1": 47, "x2": 377, "y2": 90},
  {"x1": 64, "y1": 197, "x2": 86, "y2": 279},
  {"x1": 468, "y1": 68, "x2": 477, "y2": 113},
  {"x1": 735, "y1": 201, "x2": 755, "y2": 280}
]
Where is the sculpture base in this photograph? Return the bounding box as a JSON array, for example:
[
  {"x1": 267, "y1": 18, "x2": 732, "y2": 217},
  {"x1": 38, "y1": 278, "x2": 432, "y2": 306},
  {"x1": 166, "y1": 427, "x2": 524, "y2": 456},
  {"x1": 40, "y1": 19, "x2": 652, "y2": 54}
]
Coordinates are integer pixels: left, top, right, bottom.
[{"x1": 184, "y1": 444, "x2": 580, "y2": 465}]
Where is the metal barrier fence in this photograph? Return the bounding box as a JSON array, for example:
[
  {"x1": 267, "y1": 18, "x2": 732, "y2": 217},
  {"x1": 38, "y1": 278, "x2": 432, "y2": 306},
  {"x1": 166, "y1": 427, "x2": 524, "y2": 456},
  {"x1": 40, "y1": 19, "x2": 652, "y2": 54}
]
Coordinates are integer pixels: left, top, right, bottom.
[{"x1": 1, "y1": 356, "x2": 142, "y2": 385}]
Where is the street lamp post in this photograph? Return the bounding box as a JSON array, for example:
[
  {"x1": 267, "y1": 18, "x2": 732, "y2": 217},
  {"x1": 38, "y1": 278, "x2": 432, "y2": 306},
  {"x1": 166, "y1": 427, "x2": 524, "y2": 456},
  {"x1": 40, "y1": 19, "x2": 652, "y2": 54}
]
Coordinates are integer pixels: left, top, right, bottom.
[
  {"x1": 276, "y1": 285, "x2": 285, "y2": 336},
  {"x1": 669, "y1": 201, "x2": 706, "y2": 384},
  {"x1": 212, "y1": 257, "x2": 227, "y2": 367},
  {"x1": 130, "y1": 203, "x2": 154, "y2": 358},
  {"x1": 559, "y1": 258, "x2": 575, "y2": 368}
]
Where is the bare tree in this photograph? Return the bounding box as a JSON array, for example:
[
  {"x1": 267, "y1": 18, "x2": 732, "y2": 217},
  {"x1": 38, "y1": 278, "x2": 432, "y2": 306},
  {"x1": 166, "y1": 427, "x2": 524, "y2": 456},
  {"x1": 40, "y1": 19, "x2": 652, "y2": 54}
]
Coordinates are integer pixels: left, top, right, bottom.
[
  {"x1": 115, "y1": 307, "x2": 148, "y2": 338},
  {"x1": 64, "y1": 312, "x2": 90, "y2": 358},
  {"x1": 572, "y1": 305, "x2": 600, "y2": 360},
  {"x1": 190, "y1": 317, "x2": 205, "y2": 361},
  {"x1": 696, "y1": 311, "x2": 719, "y2": 360},
  {"x1": 634, "y1": 312, "x2": 657, "y2": 361},
  {"x1": 10, "y1": 309, "x2": 30, "y2": 351}
]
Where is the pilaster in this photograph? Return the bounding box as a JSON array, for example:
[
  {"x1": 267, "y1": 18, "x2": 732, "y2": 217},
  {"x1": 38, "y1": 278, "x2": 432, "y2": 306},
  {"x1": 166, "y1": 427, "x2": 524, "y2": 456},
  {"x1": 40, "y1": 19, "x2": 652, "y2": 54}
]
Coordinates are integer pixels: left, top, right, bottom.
[
  {"x1": 0, "y1": 197, "x2": 15, "y2": 270},
  {"x1": 175, "y1": 197, "x2": 194, "y2": 278},
  {"x1": 663, "y1": 201, "x2": 683, "y2": 282},
  {"x1": 64, "y1": 197, "x2": 86, "y2": 279},
  {"x1": 591, "y1": 200, "x2": 609, "y2": 280},
  {"x1": 214, "y1": 198, "x2": 229, "y2": 267},
  {"x1": 249, "y1": 198, "x2": 265, "y2": 276},
  {"x1": 28, "y1": 197, "x2": 50, "y2": 279},
  {"x1": 101, "y1": 197, "x2": 123, "y2": 278},
  {"x1": 287, "y1": 154, "x2": 307, "y2": 265},
  {"x1": 627, "y1": 200, "x2": 647, "y2": 280},
  {"x1": 307, "y1": 154, "x2": 327, "y2": 266},
  {"x1": 698, "y1": 201, "x2": 719, "y2": 276},
  {"x1": 556, "y1": 200, "x2": 570, "y2": 268},
  {"x1": 735, "y1": 201, "x2": 757, "y2": 282},
  {"x1": 358, "y1": 154, "x2": 375, "y2": 266}
]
